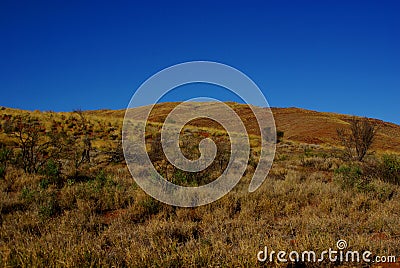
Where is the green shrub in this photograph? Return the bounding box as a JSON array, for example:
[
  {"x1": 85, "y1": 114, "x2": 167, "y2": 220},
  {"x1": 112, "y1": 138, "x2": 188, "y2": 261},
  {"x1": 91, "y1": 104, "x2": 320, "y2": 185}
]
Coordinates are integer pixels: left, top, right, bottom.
[
  {"x1": 95, "y1": 170, "x2": 112, "y2": 186},
  {"x1": 42, "y1": 159, "x2": 60, "y2": 178},
  {"x1": 21, "y1": 187, "x2": 35, "y2": 202},
  {"x1": 39, "y1": 178, "x2": 50, "y2": 189},
  {"x1": 275, "y1": 154, "x2": 288, "y2": 161},
  {"x1": 140, "y1": 197, "x2": 160, "y2": 216},
  {"x1": 40, "y1": 159, "x2": 62, "y2": 186},
  {"x1": 370, "y1": 180, "x2": 396, "y2": 202},
  {"x1": 0, "y1": 146, "x2": 11, "y2": 179},
  {"x1": 335, "y1": 165, "x2": 373, "y2": 192},
  {"x1": 277, "y1": 130, "x2": 284, "y2": 143},
  {"x1": 129, "y1": 196, "x2": 162, "y2": 222},
  {"x1": 380, "y1": 154, "x2": 400, "y2": 185},
  {"x1": 0, "y1": 146, "x2": 11, "y2": 162},
  {"x1": 0, "y1": 165, "x2": 5, "y2": 179},
  {"x1": 304, "y1": 147, "x2": 313, "y2": 157},
  {"x1": 172, "y1": 169, "x2": 188, "y2": 185},
  {"x1": 38, "y1": 196, "x2": 60, "y2": 219}
]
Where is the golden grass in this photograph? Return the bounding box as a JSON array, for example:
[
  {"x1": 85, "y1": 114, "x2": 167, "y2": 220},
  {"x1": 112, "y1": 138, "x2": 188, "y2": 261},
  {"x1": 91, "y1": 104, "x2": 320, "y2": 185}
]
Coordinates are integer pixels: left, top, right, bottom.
[{"x1": 0, "y1": 104, "x2": 399, "y2": 267}]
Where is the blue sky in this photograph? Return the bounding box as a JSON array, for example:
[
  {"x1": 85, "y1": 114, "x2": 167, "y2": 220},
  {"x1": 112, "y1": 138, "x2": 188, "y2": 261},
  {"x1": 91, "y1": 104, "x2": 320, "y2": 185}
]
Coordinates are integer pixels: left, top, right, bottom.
[{"x1": 1, "y1": 1, "x2": 399, "y2": 124}]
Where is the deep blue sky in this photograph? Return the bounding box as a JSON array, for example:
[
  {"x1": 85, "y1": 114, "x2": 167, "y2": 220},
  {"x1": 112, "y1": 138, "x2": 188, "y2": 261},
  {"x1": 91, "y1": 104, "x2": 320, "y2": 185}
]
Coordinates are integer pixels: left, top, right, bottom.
[{"x1": 1, "y1": 1, "x2": 399, "y2": 124}]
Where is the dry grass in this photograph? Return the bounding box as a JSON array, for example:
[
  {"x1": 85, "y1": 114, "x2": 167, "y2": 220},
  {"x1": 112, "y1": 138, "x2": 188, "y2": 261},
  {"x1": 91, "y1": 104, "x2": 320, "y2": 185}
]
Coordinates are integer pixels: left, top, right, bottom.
[{"x1": 0, "y1": 104, "x2": 400, "y2": 267}]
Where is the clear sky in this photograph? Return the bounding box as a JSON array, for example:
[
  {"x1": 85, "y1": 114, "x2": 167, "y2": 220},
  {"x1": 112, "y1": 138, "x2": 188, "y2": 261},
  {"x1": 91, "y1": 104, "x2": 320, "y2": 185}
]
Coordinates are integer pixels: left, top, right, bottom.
[{"x1": 1, "y1": 1, "x2": 399, "y2": 124}]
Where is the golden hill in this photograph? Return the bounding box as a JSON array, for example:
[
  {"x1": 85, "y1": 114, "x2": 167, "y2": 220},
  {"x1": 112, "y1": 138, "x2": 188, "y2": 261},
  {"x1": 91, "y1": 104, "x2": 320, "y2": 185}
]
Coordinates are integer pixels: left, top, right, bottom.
[
  {"x1": 1, "y1": 103, "x2": 400, "y2": 267},
  {"x1": 80, "y1": 102, "x2": 400, "y2": 153}
]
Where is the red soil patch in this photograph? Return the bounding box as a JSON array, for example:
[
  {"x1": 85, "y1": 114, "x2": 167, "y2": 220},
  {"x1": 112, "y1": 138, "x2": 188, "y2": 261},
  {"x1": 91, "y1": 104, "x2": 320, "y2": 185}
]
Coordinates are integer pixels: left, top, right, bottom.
[
  {"x1": 101, "y1": 209, "x2": 127, "y2": 224},
  {"x1": 371, "y1": 232, "x2": 390, "y2": 241}
]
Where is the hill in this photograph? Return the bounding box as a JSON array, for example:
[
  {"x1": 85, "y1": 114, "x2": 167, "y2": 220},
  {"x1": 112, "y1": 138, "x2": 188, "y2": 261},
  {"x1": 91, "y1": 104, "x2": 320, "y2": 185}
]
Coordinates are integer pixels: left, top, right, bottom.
[
  {"x1": 0, "y1": 103, "x2": 399, "y2": 267},
  {"x1": 82, "y1": 102, "x2": 400, "y2": 153}
]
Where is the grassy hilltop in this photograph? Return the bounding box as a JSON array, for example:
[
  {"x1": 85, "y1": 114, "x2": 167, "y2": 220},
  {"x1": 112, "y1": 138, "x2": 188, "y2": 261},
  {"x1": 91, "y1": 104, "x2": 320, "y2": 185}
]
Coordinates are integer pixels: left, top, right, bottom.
[{"x1": 0, "y1": 102, "x2": 399, "y2": 267}]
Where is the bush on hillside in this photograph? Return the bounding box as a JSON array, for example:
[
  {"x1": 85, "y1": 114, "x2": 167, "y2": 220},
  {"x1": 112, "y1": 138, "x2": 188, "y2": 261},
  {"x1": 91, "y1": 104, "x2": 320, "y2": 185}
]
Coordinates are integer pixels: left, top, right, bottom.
[{"x1": 379, "y1": 154, "x2": 400, "y2": 185}]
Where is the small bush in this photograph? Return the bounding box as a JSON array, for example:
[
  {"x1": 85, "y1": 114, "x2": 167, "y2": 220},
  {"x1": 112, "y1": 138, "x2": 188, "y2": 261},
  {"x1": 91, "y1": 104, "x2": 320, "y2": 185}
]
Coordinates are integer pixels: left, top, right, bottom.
[
  {"x1": 275, "y1": 153, "x2": 288, "y2": 161},
  {"x1": 269, "y1": 167, "x2": 288, "y2": 180},
  {"x1": 370, "y1": 180, "x2": 396, "y2": 202},
  {"x1": 277, "y1": 130, "x2": 284, "y2": 143},
  {"x1": 95, "y1": 170, "x2": 110, "y2": 186},
  {"x1": 140, "y1": 197, "x2": 160, "y2": 216},
  {"x1": 41, "y1": 159, "x2": 60, "y2": 178},
  {"x1": 304, "y1": 147, "x2": 313, "y2": 157},
  {"x1": 128, "y1": 196, "x2": 162, "y2": 223},
  {"x1": 337, "y1": 117, "x2": 378, "y2": 161},
  {"x1": 39, "y1": 178, "x2": 50, "y2": 189},
  {"x1": 0, "y1": 146, "x2": 11, "y2": 179},
  {"x1": 0, "y1": 165, "x2": 5, "y2": 179},
  {"x1": 172, "y1": 169, "x2": 188, "y2": 186},
  {"x1": 40, "y1": 159, "x2": 62, "y2": 186},
  {"x1": 0, "y1": 146, "x2": 11, "y2": 162},
  {"x1": 380, "y1": 154, "x2": 400, "y2": 185},
  {"x1": 300, "y1": 156, "x2": 324, "y2": 168},
  {"x1": 334, "y1": 165, "x2": 373, "y2": 192},
  {"x1": 301, "y1": 156, "x2": 341, "y2": 171},
  {"x1": 38, "y1": 196, "x2": 61, "y2": 219},
  {"x1": 96, "y1": 169, "x2": 107, "y2": 181},
  {"x1": 21, "y1": 187, "x2": 35, "y2": 203}
]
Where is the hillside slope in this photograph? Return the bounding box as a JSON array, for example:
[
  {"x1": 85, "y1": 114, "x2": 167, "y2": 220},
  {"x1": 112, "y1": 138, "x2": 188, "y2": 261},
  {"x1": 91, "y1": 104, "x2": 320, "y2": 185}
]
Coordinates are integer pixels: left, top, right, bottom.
[
  {"x1": 1, "y1": 103, "x2": 400, "y2": 267},
  {"x1": 84, "y1": 102, "x2": 400, "y2": 153}
]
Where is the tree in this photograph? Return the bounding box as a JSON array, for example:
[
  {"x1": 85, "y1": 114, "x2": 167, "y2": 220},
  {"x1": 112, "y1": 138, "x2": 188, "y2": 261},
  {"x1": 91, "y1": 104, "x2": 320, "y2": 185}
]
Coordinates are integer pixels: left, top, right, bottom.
[
  {"x1": 337, "y1": 117, "x2": 378, "y2": 161},
  {"x1": 73, "y1": 109, "x2": 92, "y2": 166},
  {"x1": 7, "y1": 115, "x2": 64, "y2": 173},
  {"x1": 0, "y1": 143, "x2": 11, "y2": 178}
]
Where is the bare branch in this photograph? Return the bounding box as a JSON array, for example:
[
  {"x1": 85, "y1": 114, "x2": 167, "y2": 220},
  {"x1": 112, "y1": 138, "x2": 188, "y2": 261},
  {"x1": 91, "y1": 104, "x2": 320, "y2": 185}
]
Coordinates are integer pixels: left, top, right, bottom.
[{"x1": 337, "y1": 117, "x2": 378, "y2": 161}]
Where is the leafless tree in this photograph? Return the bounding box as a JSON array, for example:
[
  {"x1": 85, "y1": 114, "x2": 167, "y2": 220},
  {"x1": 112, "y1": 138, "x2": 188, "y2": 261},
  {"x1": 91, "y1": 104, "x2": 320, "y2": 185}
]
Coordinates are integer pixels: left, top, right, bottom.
[
  {"x1": 7, "y1": 115, "x2": 63, "y2": 173},
  {"x1": 73, "y1": 109, "x2": 92, "y2": 165},
  {"x1": 337, "y1": 117, "x2": 378, "y2": 161}
]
